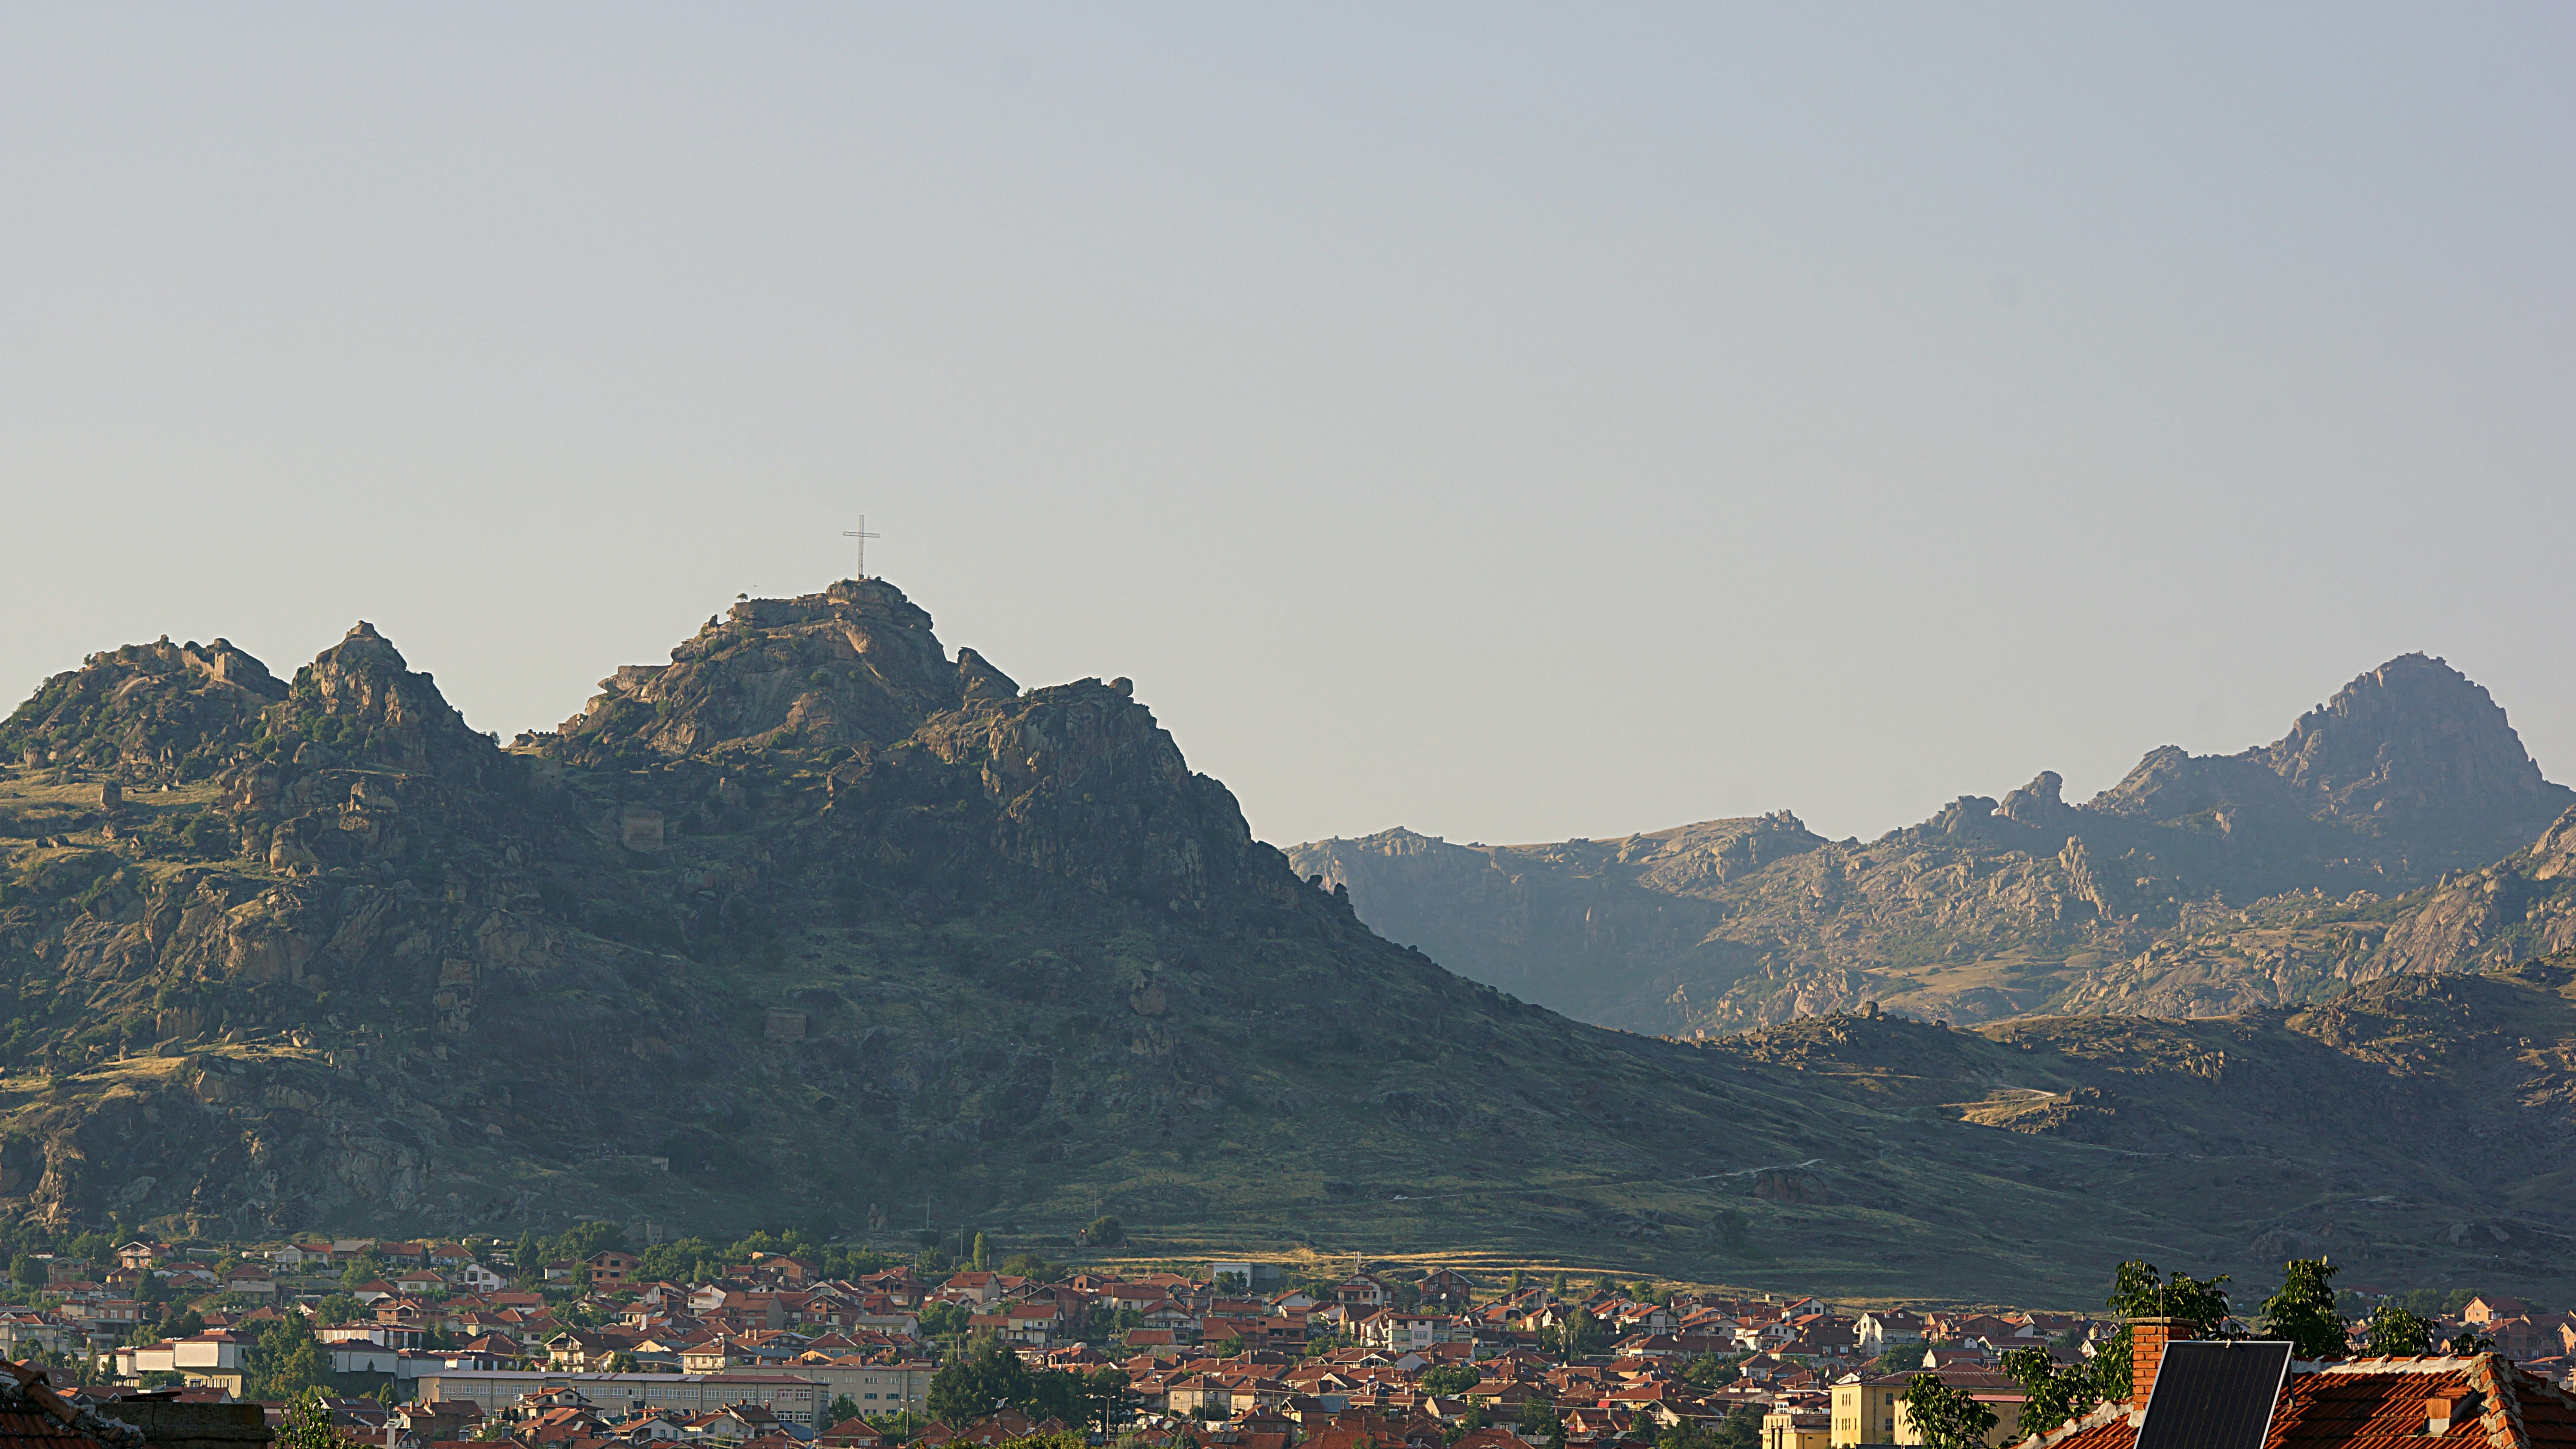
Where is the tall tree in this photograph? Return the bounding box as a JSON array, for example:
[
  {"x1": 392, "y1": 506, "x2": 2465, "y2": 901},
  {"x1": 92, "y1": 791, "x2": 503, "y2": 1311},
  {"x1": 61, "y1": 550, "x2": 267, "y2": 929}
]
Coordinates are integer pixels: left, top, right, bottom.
[
  {"x1": 2257, "y1": 1260, "x2": 2348, "y2": 1360},
  {"x1": 1080, "y1": 1368, "x2": 1133, "y2": 1435},
  {"x1": 2090, "y1": 1261, "x2": 2234, "y2": 1404}
]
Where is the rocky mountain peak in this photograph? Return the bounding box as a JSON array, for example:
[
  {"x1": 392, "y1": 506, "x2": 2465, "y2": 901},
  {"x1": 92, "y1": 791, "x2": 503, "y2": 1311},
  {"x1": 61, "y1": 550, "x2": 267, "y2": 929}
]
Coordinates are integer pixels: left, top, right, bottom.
[
  {"x1": 0, "y1": 635, "x2": 285, "y2": 783},
  {"x1": 2242, "y1": 652, "x2": 2567, "y2": 827},
  {"x1": 281, "y1": 621, "x2": 498, "y2": 779},
  {"x1": 543, "y1": 578, "x2": 1018, "y2": 764}
]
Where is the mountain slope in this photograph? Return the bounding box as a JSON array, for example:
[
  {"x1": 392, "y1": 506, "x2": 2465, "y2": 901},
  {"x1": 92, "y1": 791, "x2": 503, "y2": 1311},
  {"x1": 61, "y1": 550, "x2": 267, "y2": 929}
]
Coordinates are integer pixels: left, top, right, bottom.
[
  {"x1": 1291, "y1": 655, "x2": 2573, "y2": 1035},
  {"x1": 0, "y1": 584, "x2": 1832, "y2": 1257}
]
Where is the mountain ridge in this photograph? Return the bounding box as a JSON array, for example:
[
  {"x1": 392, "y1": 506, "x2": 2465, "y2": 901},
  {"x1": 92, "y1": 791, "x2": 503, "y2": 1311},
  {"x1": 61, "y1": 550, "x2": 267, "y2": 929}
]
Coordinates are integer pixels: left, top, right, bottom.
[
  {"x1": 11, "y1": 599, "x2": 2576, "y2": 1303},
  {"x1": 1288, "y1": 653, "x2": 2573, "y2": 1035}
]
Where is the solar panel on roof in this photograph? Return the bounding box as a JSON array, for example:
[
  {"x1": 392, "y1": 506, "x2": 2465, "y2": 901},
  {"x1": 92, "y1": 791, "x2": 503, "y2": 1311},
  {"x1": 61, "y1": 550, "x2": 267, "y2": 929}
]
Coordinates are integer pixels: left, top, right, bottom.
[{"x1": 2136, "y1": 1341, "x2": 2294, "y2": 1449}]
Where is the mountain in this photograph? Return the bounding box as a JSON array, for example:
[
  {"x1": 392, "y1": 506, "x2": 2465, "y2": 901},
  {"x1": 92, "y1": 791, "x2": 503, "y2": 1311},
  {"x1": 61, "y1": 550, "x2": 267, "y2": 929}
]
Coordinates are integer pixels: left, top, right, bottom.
[
  {"x1": 1288, "y1": 655, "x2": 2574, "y2": 1035},
  {"x1": 0, "y1": 583, "x2": 1826, "y2": 1266},
  {"x1": 13, "y1": 605, "x2": 2576, "y2": 1303}
]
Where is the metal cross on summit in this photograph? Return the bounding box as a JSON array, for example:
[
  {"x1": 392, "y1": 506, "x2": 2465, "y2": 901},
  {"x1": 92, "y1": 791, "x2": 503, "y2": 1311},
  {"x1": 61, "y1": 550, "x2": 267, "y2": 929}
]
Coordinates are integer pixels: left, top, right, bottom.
[{"x1": 842, "y1": 516, "x2": 881, "y2": 580}]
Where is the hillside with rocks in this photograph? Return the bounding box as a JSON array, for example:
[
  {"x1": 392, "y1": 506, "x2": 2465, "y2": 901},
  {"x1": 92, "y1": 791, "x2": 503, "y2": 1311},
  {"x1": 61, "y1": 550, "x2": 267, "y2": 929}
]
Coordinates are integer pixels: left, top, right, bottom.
[
  {"x1": 12, "y1": 599, "x2": 2576, "y2": 1303},
  {"x1": 0, "y1": 582, "x2": 1841, "y2": 1267},
  {"x1": 1291, "y1": 655, "x2": 2574, "y2": 1036}
]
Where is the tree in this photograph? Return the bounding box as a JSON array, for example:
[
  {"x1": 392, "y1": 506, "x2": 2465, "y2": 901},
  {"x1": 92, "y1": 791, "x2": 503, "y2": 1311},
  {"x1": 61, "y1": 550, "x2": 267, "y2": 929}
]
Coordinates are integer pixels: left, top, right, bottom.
[
  {"x1": 2090, "y1": 1261, "x2": 2234, "y2": 1406},
  {"x1": 1214, "y1": 1272, "x2": 1250, "y2": 1296},
  {"x1": 341, "y1": 1252, "x2": 387, "y2": 1293},
  {"x1": 278, "y1": 1388, "x2": 336, "y2": 1449},
  {"x1": 248, "y1": 1319, "x2": 328, "y2": 1400},
  {"x1": 1419, "y1": 1364, "x2": 1482, "y2": 1397},
  {"x1": 2257, "y1": 1260, "x2": 2348, "y2": 1360},
  {"x1": 999, "y1": 1253, "x2": 1059, "y2": 1281},
  {"x1": 920, "y1": 1301, "x2": 972, "y2": 1341},
  {"x1": 2447, "y1": 1328, "x2": 2495, "y2": 1355},
  {"x1": 1024, "y1": 1368, "x2": 1085, "y2": 1426},
  {"x1": 1655, "y1": 1407, "x2": 1761, "y2": 1449},
  {"x1": 608, "y1": 1352, "x2": 639, "y2": 1373},
  {"x1": 10, "y1": 1255, "x2": 42, "y2": 1291},
  {"x1": 1902, "y1": 1374, "x2": 1998, "y2": 1449},
  {"x1": 1210, "y1": 1335, "x2": 1245, "y2": 1358},
  {"x1": 2002, "y1": 1347, "x2": 2098, "y2": 1437},
  {"x1": 1509, "y1": 1270, "x2": 1527, "y2": 1293},
  {"x1": 1079, "y1": 1368, "x2": 1134, "y2": 1436},
  {"x1": 1542, "y1": 1305, "x2": 1605, "y2": 1358},
  {"x1": 831, "y1": 1396, "x2": 863, "y2": 1426},
  {"x1": 2363, "y1": 1302, "x2": 2436, "y2": 1357},
  {"x1": 1681, "y1": 1353, "x2": 1740, "y2": 1390},
  {"x1": 1522, "y1": 1400, "x2": 1563, "y2": 1449},
  {"x1": 972, "y1": 1234, "x2": 990, "y2": 1273},
  {"x1": 315, "y1": 1293, "x2": 363, "y2": 1325},
  {"x1": 1079, "y1": 1217, "x2": 1124, "y2": 1248},
  {"x1": 1874, "y1": 1342, "x2": 1932, "y2": 1375},
  {"x1": 930, "y1": 1334, "x2": 1033, "y2": 1425}
]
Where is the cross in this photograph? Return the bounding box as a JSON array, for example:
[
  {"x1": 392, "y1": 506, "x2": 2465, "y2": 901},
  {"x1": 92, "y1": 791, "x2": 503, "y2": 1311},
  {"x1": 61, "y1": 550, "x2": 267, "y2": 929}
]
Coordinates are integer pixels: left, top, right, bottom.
[{"x1": 842, "y1": 517, "x2": 881, "y2": 581}]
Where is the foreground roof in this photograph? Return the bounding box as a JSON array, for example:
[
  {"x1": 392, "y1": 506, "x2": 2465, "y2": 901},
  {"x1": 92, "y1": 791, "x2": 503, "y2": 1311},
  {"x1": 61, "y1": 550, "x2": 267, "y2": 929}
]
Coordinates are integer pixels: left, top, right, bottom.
[{"x1": 2025, "y1": 1356, "x2": 2576, "y2": 1449}]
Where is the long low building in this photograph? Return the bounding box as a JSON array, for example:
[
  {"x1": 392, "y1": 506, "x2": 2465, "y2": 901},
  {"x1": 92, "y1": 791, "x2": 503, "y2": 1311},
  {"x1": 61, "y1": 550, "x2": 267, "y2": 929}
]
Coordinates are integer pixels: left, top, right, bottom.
[
  {"x1": 412, "y1": 1372, "x2": 830, "y2": 1426},
  {"x1": 777, "y1": 1358, "x2": 936, "y2": 1413}
]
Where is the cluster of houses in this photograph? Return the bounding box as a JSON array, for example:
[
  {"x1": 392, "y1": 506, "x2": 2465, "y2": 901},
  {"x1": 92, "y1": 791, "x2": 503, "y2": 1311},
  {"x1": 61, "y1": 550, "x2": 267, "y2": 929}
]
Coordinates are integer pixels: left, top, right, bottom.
[{"x1": 14, "y1": 1237, "x2": 2576, "y2": 1449}]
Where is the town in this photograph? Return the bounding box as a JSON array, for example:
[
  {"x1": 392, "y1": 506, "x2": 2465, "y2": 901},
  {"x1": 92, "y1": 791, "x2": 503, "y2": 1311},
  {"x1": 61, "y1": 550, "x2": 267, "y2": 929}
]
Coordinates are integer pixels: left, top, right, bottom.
[{"x1": 4, "y1": 1227, "x2": 2572, "y2": 1449}]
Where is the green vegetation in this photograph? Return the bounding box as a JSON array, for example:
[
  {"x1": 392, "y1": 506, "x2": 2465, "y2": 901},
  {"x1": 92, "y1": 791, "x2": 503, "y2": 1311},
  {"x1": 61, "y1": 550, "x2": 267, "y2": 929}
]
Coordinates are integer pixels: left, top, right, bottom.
[
  {"x1": 926, "y1": 1335, "x2": 1129, "y2": 1432},
  {"x1": 2257, "y1": 1258, "x2": 2349, "y2": 1360},
  {"x1": 2363, "y1": 1301, "x2": 2436, "y2": 1356},
  {"x1": 1901, "y1": 1375, "x2": 1997, "y2": 1449}
]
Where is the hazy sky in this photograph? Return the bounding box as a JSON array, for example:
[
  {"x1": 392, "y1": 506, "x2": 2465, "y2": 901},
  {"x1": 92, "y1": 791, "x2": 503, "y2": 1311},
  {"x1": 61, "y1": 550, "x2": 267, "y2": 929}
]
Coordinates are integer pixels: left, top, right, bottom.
[{"x1": 6, "y1": 6, "x2": 2572, "y2": 849}]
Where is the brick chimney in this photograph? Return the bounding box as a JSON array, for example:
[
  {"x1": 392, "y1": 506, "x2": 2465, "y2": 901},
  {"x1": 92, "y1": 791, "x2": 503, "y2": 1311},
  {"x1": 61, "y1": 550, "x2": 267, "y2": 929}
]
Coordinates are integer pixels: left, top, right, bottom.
[{"x1": 2130, "y1": 1318, "x2": 2186, "y2": 1409}]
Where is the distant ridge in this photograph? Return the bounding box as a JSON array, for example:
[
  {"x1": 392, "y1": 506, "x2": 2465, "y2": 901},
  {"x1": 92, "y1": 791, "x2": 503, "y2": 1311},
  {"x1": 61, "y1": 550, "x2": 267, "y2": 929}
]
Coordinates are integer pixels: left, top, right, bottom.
[{"x1": 1289, "y1": 654, "x2": 2573, "y2": 1035}]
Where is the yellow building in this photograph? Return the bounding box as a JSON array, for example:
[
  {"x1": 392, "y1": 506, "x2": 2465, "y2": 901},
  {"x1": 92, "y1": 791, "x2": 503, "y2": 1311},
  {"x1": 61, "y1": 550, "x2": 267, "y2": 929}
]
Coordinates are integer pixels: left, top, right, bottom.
[
  {"x1": 1831, "y1": 1376, "x2": 1907, "y2": 1447},
  {"x1": 1832, "y1": 1372, "x2": 2027, "y2": 1449},
  {"x1": 1764, "y1": 1406, "x2": 1832, "y2": 1449}
]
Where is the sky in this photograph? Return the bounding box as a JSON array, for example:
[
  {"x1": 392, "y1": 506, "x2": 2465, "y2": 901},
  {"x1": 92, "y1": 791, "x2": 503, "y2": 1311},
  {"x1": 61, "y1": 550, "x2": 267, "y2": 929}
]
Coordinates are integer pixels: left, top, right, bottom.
[{"x1": 4, "y1": 5, "x2": 2573, "y2": 849}]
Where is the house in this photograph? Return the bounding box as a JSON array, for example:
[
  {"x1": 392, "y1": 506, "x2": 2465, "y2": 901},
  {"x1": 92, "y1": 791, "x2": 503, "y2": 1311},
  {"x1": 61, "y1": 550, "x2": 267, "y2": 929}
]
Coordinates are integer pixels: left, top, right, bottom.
[
  {"x1": 455, "y1": 1263, "x2": 507, "y2": 1294},
  {"x1": 586, "y1": 1252, "x2": 640, "y2": 1287},
  {"x1": 1336, "y1": 1278, "x2": 1392, "y2": 1309},
  {"x1": 2465, "y1": 1298, "x2": 2533, "y2": 1326},
  {"x1": 224, "y1": 1265, "x2": 278, "y2": 1297},
  {"x1": 1855, "y1": 1313, "x2": 1927, "y2": 1355},
  {"x1": 394, "y1": 1270, "x2": 449, "y2": 1296}
]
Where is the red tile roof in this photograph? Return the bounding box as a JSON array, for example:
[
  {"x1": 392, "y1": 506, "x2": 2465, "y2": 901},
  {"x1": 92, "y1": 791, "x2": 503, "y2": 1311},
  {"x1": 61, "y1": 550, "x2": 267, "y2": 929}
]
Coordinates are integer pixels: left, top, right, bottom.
[
  {"x1": 2019, "y1": 1355, "x2": 2576, "y2": 1449},
  {"x1": 0, "y1": 1363, "x2": 141, "y2": 1449}
]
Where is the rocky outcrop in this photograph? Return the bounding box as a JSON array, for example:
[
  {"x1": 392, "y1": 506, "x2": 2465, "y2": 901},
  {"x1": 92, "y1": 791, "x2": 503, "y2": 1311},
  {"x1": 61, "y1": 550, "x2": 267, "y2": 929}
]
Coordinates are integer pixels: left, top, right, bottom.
[
  {"x1": 547, "y1": 581, "x2": 1017, "y2": 761},
  {"x1": 0, "y1": 637, "x2": 283, "y2": 783}
]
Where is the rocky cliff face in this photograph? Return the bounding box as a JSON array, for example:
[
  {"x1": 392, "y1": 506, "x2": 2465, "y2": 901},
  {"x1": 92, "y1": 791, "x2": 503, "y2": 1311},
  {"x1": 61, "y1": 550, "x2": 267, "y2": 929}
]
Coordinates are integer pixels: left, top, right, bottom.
[{"x1": 1291, "y1": 655, "x2": 2574, "y2": 1035}]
